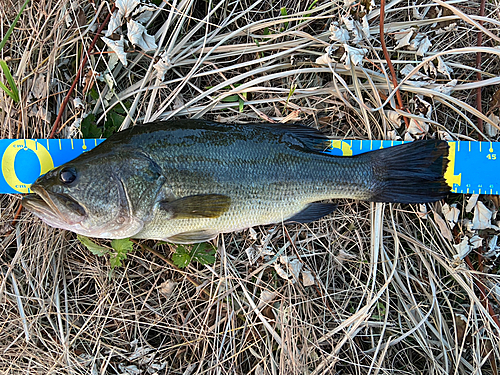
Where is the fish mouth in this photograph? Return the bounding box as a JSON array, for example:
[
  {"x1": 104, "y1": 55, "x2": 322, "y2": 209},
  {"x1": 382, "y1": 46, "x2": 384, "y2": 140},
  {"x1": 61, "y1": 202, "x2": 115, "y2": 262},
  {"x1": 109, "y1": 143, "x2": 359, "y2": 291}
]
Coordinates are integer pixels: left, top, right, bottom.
[{"x1": 23, "y1": 185, "x2": 86, "y2": 225}]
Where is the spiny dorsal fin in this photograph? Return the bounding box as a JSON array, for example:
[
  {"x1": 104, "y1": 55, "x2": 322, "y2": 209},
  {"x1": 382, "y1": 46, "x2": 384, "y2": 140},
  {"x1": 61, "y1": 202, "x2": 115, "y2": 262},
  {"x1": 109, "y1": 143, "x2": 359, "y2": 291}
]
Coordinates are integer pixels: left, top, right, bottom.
[{"x1": 254, "y1": 122, "x2": 331, "y2": 151}]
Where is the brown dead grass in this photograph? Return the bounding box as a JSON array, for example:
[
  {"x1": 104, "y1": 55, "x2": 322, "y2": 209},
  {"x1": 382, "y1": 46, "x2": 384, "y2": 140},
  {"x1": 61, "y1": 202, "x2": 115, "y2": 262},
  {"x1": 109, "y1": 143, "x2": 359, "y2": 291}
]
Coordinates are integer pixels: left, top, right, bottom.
[{"x1": 1, "y1": 0, "x2": 500, "y2": 374}]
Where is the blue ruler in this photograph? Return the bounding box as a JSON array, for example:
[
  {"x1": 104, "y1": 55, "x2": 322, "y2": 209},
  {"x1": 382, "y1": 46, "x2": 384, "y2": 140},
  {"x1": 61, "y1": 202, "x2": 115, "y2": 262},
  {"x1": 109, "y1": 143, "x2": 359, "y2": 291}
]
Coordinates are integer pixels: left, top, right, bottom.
[{"x1": 0, "y1": 138, "x2": 496, "y2": 195}]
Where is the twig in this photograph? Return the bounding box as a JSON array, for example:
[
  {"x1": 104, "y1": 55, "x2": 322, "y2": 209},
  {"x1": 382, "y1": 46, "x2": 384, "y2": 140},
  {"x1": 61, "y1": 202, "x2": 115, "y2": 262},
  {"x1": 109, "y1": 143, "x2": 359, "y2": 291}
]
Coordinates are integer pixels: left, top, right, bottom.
[
  {"x1": 379, "y1": 0, "x2": 410, "y2": 128},
  {"x1": 475, "y1": 0, "x2": 485, "y2": 140},
  {"x1": 48, "y1": 5, "x2": 116, "y2": 138}
]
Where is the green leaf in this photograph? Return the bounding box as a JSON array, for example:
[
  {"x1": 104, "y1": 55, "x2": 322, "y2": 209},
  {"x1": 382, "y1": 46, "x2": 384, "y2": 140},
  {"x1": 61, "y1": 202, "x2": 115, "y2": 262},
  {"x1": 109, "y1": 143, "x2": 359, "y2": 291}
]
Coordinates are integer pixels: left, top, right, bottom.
[
  {"x1": 109, "y1": 238, "x2": 134, "y2": 268},
  {"x1": 0, "y1": 60, "x2": 19, "y2": 102},
  {"x1": 77, "y1": 235, "x2": 109, "y2": 256},
  {"x1": 193, "y1": 251, "x2": 216, "y2": 265},
  {"x1": 81, "y1": 113, "x2": 101, "y2": 138},
  {"x1": 103, "y1": 110, "x2": 124, "y2": 137},
  {"x1": 172, "y1": 246, "x2": 192, "y2": 268},
  {"x1": 109, "y1": 252, "x2": 126, "y2": 268},
  {"x1": 172, "y1": 243, "x2": 217, "y2": 268},
  {"x1": 221, "y1": 94, "x2": 240, "y2": 103},
  {"x1": 0, "y1": 0, "x2": 30, "y2": 51},
  {"x1": 88, "y1": 87, "x2": 99, "y2": 100},
  {"x1": 191, "y1": 243, "x2": 216, "y2": 266},
  {"x1": 280, "y1": 7, "x2": 289, "y2": 30},
  {"x1": 306, "y1": 0, "x2": 318, "y2": 11},
  {"x1": 111, "y1": 238, "x2": 134, "y2": 253}
]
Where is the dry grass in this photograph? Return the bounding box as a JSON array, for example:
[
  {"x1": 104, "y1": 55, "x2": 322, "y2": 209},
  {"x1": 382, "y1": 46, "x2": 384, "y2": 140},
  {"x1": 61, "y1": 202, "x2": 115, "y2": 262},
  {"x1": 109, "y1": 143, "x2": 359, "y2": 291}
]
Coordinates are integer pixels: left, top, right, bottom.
[{"x1": 1, "y1": 0, "x2": 500, "y2": 373}]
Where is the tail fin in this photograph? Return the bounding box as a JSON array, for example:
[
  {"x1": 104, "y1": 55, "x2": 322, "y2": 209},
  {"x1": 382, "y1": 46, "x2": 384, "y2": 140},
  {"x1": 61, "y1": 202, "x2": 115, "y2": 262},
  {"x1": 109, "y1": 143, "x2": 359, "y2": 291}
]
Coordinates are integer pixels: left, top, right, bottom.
[{"x1": 369, "y1": 140, "x2": 450, "y2": 203}]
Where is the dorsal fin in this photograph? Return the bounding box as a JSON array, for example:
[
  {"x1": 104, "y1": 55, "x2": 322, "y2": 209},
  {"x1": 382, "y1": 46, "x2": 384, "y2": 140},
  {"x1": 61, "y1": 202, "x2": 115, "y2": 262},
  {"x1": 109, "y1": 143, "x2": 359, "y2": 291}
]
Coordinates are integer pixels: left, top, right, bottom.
[{"x1": 253, "y1": 123, "x2": 331, "y2": 151}]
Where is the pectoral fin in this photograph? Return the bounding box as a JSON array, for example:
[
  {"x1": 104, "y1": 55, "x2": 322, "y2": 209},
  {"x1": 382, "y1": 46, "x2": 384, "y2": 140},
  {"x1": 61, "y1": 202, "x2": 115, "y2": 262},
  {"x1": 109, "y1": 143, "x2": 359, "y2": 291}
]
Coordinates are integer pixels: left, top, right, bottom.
[
  {"x1": 167, "y1": 230, "x2": 218, "y2": 244},
  {"x1": 159, "y1": 194, "x2": 231, "y2": 219},
  {"x1": 286, "y1": 203, "x2": 337, "y2": 223}
]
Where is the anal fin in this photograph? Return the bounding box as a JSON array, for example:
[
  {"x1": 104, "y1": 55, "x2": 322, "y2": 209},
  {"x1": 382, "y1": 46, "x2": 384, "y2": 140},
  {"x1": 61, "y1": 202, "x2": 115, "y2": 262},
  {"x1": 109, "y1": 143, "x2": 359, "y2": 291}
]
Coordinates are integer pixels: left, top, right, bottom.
[
  {"x1": 167, "y1": 230, "x2": 218, "y2": 244},
  {"x1": 286, "y1": 202, "x2": 337, "y2": 224}
]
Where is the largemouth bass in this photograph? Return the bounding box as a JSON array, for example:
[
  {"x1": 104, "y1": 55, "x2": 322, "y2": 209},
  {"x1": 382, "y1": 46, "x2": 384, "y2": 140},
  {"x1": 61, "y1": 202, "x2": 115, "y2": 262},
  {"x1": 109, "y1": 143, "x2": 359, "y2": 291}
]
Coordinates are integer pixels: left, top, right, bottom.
[{"x1": 23, "y1": 120, "x2": 449, "y2": 243}]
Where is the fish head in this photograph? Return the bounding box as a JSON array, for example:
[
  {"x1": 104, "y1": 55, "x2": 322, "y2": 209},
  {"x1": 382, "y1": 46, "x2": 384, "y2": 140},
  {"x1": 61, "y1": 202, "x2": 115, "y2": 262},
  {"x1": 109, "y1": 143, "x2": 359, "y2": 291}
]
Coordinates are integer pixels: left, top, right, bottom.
[{"x1": 22, "y1": 150, "x2": 148, "y2": 238}]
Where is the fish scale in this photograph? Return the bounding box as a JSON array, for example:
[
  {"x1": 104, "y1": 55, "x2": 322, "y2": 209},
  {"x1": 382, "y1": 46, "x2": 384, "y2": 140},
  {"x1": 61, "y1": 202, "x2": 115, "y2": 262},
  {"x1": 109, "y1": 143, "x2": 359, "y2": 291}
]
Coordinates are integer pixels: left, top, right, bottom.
[{"x1": 135, "y1": 133, "x2": 371, "y2": 240}]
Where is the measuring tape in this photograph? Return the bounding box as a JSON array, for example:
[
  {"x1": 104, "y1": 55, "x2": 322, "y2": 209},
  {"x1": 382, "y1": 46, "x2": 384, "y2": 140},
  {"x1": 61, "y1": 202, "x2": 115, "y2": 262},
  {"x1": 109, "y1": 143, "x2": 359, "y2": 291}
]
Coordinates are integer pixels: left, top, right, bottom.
[{"x1": 0, "y1": 138, "x2": 496, "y2": 195}]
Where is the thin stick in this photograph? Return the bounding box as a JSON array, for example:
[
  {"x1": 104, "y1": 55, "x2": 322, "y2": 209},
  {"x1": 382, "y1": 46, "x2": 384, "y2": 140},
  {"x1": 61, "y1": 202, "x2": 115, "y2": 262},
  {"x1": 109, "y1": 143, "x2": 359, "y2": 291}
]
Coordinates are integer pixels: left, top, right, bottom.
[
  {"x1": 475, "y1": 0, "x2": 485, "y2": 140},
  {"x1": 48, "y1": 5, "x2": 116, "y2": 138},
  {"x1": 379, "y1": 0, "x2": 409, "y2": 128}
]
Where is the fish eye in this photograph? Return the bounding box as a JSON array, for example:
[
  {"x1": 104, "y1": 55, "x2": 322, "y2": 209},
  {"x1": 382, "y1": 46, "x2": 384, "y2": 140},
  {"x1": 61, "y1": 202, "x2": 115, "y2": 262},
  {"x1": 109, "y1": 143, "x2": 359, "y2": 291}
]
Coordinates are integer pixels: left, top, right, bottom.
[{"x1": 59, "y1": 167, "x2": 77, "y2": 184}]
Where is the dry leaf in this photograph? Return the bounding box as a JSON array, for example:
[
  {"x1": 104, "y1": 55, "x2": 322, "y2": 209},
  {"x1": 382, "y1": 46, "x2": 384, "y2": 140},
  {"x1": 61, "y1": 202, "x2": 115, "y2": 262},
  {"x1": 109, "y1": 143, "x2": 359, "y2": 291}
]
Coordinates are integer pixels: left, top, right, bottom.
[
  {"x1": 273, "y1": 263, "x2": 289, "y2": 280},
  {"x1": 315, "y1": 53, "x2": 334, "y2": 65},
  {"x1": 361, "y1": 16, "x2": 370, "y2": 38},
  {"x1": 442, "y1": 203, "x2": 460, "y2": 228},
  {"x1": 385, "y1": 110, "x2": 402, "y2": 128},
  {"x1": 404, "y1": 132, "x2": 414, "y2": 142},
  {"x1": 436, "y1": 56, "x2": 453, "y2": 78},
  {"x1": 154, "y1": 56, "x2": 171, "y2": 81},
  {"x1": 488, "y1": 88, "x2": 500, "y2": 114},
  {"x1": 341, "y1": 45, "x2": 367, "y2": 68},
  {"x1": 387, "y1": 130, "x2": 402, "y2": 141},
  {"x1": 31, "y1": 74, "x2": 47, "y2": 99},
  {"x1": 407, "y1": 117, "x2": 429, "y2": 137},
  {"x1": 116, "y1": 0, "x2": 141, "y2": 18},
  {"x1": 301, "y1": 269, "x2": 315, "y2": 286},
  {"x1": 132, "y1": 4, "x2": 157, "y2": 24},
  {"x1": 394, "y1": 29, "x2": 414, "y2": 50},
  {"x1": 438, "y1": 130, "x2": 453, "y2": 141},
  {"x1": 248, "y1": 227, "x2": 258, "y2": 241},
  {"x1": 280, "y1": 255, "x2": 303, "y2": 282},
  {"x1": 485, "y1": 235, "x2": 500, "y2": 258},
  {"x1": 453, "y1": 236, "x2": 471, "y2": 261},
  {"x1": 485, "y1": 113, "x2": 499, "y2": 137},
  {"x1": 106, "y1": 0, "x2": 141, "y2": 36},
  {"x1": 73, "y1": 97, "x2": 84, "y2": 109},
  {"x1": 400, "y1": 64, "x2": 430, "y2": 80},
  {"x1": 127, "y1": 20, "x2": 157, "y2": 51},
  {"x1": 258, "y1": 290, "x2": 277, "y2": 308},
  {"x1": 158, "y1": 279, "x2": 177, "y2": 296},
  {"x1": 472, "y1": 201, "x2": 499, "y2": 230},
  {"x1": 412, "y1": 4, "x2": 424, "y2": 20},
  {"x1": 102, "y1": 36, "x2": 127, "y2": 66},
  {"x1": 245, "y1": 246, "x2": 261, "y2": 265},
  {"x1": 454, "y1": 314, "x2": 471, "y2": 346},
  {"x1": 416, "y1": 36, "x2": 431, "y2": 56},
  {"x1": 423, "y1": 60, "x2": 437, "y2": 79},
  {"x1": 466, "y1": 194, "x2": 479, "y2": 212},
  {"x1": 329, "y1": 23, "x2": 350, "y2": 43},
  {"x1": 414, "y1": 96, "x2": 433, "y2": 117},
  {"x1": 432, "y1": 79, "x2": 457, "y2": 95},
  {"x1": 418, "y1": 204, "x2": 428, "y2": 219},
  {"x1": 106, "y1": 11, "x2": 122, "y2": 37},
  {"x1": 433, "y1": 211, "x2": 453, "y2": 241},
  {"x1": 469, "y1": 235, "x2": 483, "y2": 249}
]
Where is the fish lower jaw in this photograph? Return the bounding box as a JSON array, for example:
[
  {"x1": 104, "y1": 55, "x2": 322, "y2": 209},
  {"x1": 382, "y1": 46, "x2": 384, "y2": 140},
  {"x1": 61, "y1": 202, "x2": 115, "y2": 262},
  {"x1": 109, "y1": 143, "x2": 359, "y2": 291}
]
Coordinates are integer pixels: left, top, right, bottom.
[{"x1": 33, "y1": 215, "x2": 144, "y2": 239}]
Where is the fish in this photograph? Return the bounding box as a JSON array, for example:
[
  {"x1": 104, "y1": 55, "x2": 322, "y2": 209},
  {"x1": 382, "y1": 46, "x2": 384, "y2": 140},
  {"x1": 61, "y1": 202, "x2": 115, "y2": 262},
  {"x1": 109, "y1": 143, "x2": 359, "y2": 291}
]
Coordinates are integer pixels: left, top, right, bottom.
[{"x1": 22, "y1": 119, "x2": 450, "y2": 243}]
